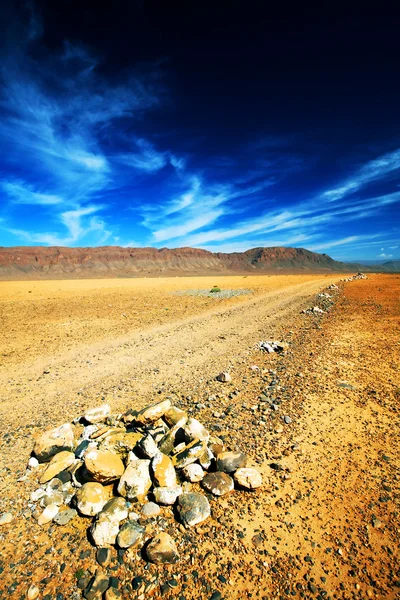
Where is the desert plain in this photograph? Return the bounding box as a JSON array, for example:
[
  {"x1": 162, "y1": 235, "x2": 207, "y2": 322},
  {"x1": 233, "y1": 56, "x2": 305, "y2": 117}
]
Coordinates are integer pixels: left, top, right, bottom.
[{"x1": 0, "y1": 273, "x2": 399, "y2": 599}]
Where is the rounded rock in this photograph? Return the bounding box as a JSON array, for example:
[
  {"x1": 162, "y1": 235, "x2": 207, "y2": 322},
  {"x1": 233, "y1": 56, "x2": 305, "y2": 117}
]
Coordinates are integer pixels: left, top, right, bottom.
[
  {"x1": 84, "y1": 404, "x2": 111, "y2": 424},
  {"x1": 99, "y1": 497, "x2": 129, "y2": 522},
  {"x1": 84, "y1": 450, "x2": 125, "y2": 484},
  {"x1": 33, "y1": 423, "x2": 74, "y2": 463},
  {"x1": 146, "y1": 532, "x2": 179, "y2": 564},
  {"x1": 234, "y1": 467, "x2": 262, "y2": 489},
  {"x1": 177, "y1": 492, "x2": 210, "y2": 527},
  {"x1": 202, "y1": 472, "x2": 234, "y2": 496},
  {"x1": 142, "y1": 502, "x2": 161, "y2": 517},
  {"x1": 216, "y1": 451, "x2": 247, "y2": 473},
  {"x1": 154, "y1": 485, "x2": 182, "y2": 505},
  {"x1": 76, "y1": 482, "x2": 109, "y2": 516},
  {"x1": 117, "y1": 520, "x2": 145, "y2": 548},
  {"x1": 27, "y1": 585, "x2": 40, "y2": 600},
  {"x1": 182, "y1": 463, "x2": 204, "y2": 482}
]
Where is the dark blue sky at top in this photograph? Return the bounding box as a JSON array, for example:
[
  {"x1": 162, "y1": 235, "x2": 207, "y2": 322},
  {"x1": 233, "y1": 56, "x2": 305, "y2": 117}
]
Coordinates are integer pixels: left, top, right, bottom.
[{"x1": 0, "y1": 1, "x2": 399, "y2": 260}]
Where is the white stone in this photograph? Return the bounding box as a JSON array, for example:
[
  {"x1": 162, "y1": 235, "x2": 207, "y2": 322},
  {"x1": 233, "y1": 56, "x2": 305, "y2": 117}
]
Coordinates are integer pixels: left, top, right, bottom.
[
  {"x1": 154, "y1": 485, "x2": 182, "y2": 505},
  {"x1": 216, "y1": 371, "x2": 232, "y2": 383},
  {"x1": 182, "y1": 463, "x2": 204, "y2": 482},
  {"x1": 37, "y1": 504, "x2": 59, "y2": 525},
  {"x1": 117, "y1": 459, "x2": 152, "y2": 502},
  {"x1": 84, "y1": 404, "x2": 111, "y2": 424},
  {"x1": 91, "y1": 517, "x2": 120, "y2": 547},
  {"x1": 183, "y1": 418, "x2": 209, "y2": 443}
]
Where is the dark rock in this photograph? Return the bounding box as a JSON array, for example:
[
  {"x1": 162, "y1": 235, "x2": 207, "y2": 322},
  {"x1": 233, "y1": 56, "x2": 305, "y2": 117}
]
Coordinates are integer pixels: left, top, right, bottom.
[
  {"x1": 216, "y1": 451, "x2": 247, "y2": 473},
  {"x1": 202, "y1": 472, "x2": 234, "y2": 496},
  {"x1": 177, "y1": 492, "x2": 211, "y2": 527}
]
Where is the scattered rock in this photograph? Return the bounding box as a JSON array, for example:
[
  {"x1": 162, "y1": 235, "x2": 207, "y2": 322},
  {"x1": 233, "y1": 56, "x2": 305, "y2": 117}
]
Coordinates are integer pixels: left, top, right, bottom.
[
  {"x1": 105, "y1": 589, "x2": 122, "y2": 600},
  {"x1": 96, "y1": 547, "x2": 113, "y2": 567},
  {"x1": 27, "y1": 585, "x2": 40, "y2": 599},
  {"x1": 178, "y1": 492, "x2": 210, "y2": 527},
  {"x1": 142, "y1": 502, "x2": 161, "y2": 517},
  {"x1": 146, "y1": 532, "x2": 179, "y2": 564},
  {"x1": 117, "y1": 520, "x2": 145, "y2": 548},
  {"x1": 91, "y1": 516, "x2": 120, "y2": 547},
  {"x1": 37, "y1": 503, "x2": 59, "y2": 525},
  {"x1": 84, "y1": 570, "x2": 109, "y2": 600},
  {"x1": 258, "y1": 340, "x2": 287, "y2": 353},
  {"x1": 216, "y1": 372, "x2": 232, "y2": 383},
  {"x1": 269, "y1": 462, "x2": 284, "y2": 471},
  {"x1": 202, "y1": 472, "x2": 234, "y2": 496},
  {"x1": 234, "y1": 468, "x2": 262, "y2": 489},
  {"x1": 53, "y1": 507, "x2": 77, "y2": 525},
  {"x1": 0, "y1": 512, "x2": 13, "y2": 525},
  {"x1": 28, "y1": 456, "x2": 39, "y2": 469}
]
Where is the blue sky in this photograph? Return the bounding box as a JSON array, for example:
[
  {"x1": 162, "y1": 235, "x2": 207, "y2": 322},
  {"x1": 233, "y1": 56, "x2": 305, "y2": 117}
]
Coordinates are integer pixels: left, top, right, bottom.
[{"x1": 0, "y1": 2, "x2": 399, "y2": 261}]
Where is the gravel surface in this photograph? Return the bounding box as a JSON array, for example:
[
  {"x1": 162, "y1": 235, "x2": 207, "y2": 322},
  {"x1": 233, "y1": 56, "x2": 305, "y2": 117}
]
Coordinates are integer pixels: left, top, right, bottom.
[{"x1": 0, "y1": 274, "x2": 399, "y2": 599}]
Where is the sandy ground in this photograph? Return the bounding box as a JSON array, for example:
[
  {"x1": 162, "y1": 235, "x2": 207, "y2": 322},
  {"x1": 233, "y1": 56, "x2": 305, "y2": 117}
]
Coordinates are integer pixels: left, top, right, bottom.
[{"x1": 0, "y1": 273, "x2": 399, "y2": 599}]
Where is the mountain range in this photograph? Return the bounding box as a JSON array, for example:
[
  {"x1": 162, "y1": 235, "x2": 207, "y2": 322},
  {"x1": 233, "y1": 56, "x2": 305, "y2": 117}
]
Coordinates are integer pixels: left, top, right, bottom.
[{"x1": 0, "y1": 246, "x2": 398, "y2": 279}]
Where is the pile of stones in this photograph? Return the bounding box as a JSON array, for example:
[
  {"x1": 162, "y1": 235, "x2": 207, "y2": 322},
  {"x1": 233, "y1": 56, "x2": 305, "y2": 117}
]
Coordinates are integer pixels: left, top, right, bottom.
[
  {"x1": 258, "y1": 340, "x2": 288, "y2": 354},
  {"x1": 341, "y1": 272, "x2": 367, "y2": 282},
  {"x1": 27, "y1": 400, "x2": 262, "y2": 570},
  {"x1": 302, "y1": 285, "x2": 339, "y2": 316},
  {"x1": 301, "y1": 305, "x2": 325, "y2": 315}
]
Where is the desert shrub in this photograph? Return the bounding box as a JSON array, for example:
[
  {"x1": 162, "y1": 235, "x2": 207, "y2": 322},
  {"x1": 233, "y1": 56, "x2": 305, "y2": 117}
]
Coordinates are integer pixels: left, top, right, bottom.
[{"x1": 210, "y1": 285, "x2": 221, "y2": 293}]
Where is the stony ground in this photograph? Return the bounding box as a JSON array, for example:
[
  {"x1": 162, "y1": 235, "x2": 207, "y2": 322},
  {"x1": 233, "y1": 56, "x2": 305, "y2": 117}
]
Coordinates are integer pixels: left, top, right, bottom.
[{"x1": 0, "y1": 273, "x2": 399, "y2": 599}]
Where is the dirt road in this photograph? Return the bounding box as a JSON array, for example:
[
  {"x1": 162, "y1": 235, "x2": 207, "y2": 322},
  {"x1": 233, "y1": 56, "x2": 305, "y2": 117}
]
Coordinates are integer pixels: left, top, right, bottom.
[
  {"x1": 0, "y1": 273, "x2": 399, "y2": 600},
  {"x1": 0, "y1": 275, "x2": 336, "y2": 441}
]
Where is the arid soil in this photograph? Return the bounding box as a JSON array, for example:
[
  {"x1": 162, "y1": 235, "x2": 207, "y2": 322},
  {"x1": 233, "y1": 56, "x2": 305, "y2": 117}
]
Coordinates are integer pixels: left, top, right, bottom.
[{"x1": 0, "y1": 273, "x2": 399, "y2": 599}]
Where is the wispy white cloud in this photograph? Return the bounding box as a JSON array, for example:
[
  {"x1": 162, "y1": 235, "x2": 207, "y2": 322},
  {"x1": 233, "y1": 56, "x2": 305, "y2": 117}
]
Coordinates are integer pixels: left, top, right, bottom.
[
  {"x1": 200, "y1": 234, "x2": 313, "y2": 254},
  {"x1": 322, "y1": 149, "x2": 400, "y2": 201},
  {"x1": 6, "y1": 204, "x2": 110, "y2": 246},
  {"x1": 0, "y1": 23, "x2": 163, "y2": 246},
  {"x1": 308, "y1": 234, "x2": 382, "y2": 252},
  {"x1": 141, "y1": 176, "x2": 233, "y2": 243},
  {"x1": 117, "y1": 139, "x2": 168, "y2": 172},
  {"x1": 2, "y1": 181, "x2": 63, "y2": 205}
]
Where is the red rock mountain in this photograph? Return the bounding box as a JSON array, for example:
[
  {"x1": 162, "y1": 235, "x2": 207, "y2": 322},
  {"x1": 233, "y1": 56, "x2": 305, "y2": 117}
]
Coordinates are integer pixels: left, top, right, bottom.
[{"x1": 0, "y1": 245, "x2": 358, "y2": 279}]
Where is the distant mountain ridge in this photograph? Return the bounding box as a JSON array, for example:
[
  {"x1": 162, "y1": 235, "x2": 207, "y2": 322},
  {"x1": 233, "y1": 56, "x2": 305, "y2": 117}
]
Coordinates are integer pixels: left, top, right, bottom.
[{"x1": 0, "y1": 245, "x2": 393, "y2": 279}]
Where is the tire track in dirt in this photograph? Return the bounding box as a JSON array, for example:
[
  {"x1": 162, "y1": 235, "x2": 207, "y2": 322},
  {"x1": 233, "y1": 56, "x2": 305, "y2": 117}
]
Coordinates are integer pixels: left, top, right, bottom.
[{"x1": 0, "y1": 277, "x2": 337, "y2": 428}]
